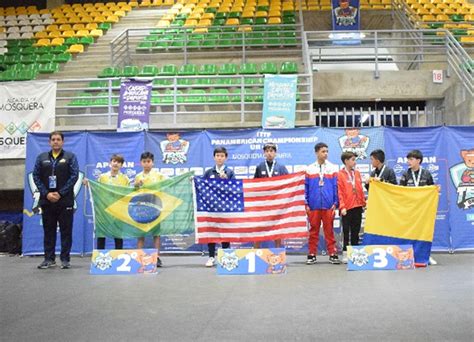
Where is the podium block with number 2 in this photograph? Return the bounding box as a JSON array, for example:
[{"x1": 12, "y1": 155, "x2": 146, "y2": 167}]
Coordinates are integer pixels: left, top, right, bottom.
[
  {"x1": 347, "y1": 245, "x2": 415, "y2": 271},
  {"x1": 90, "y1": 249, "x2": 158, "y2": 275},
  {"x1": 217, "y1": 248, "x2": 287, "y2": 275}
]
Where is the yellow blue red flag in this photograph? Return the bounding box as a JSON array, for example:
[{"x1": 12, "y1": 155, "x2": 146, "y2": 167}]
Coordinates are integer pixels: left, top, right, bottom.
[{"x1": 363, "y1": 180, "x2": 439, "y2": 265}]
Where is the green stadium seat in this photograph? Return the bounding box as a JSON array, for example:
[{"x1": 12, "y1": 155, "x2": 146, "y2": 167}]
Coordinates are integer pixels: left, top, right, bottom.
[
  {"x1": 64, "y1": 37, "x2": 80, "y2": 46},
  {"x1": 152, "y1": 41, "x2": 169, "y2": 51},
  {"x1": 171, "y1": 20, "x2": 185, "y2": 27},
  {"x1": 183, "y1": 89, "x2": 206, "y2": 103},
  {"x1": 51, "y1": 45, "x2": 68, "y2": 54},
  {"x1": 170, "y1": 41, "x2": 185, "y2": 49},
  {"x1": 144, "y1": 35, "x2": 160, "y2": 42},
  {"x1": 88, "y1": 80, "x2": 108, "y2": 89},
  {"x1": 6, "y1": 47, "x2": 22, "y2": 56},
  {"x1": 450, "y1": 14, "x2": 464, "y2": 22},
  {"x1": 15, "y1": 69, "x2": 37, "y2": 81},
  {"x1": 0, "y1": 69, "x2": 17, "y2": 82},
  {"x1": 35, "y1": 46, "x2": 53, "y2": 55},
  {"x1": 99, "y1": 66, "x2": 120, "y2": 78},
  {"x1": 195, "y1": 77, "x2": 214, "y2": 86},
  {"x1": 80, "y1": 36, "x2": 94, "y2": 46},
  {"x1": 228, "y1": 12, "x2": 241, "y2": 19},
  {"x1": 283, "y1": 17, "x2": 296, "y2": 25},
  {"x1": 282, "y1": 38, "x2": 298, "y2": 46},
  {"x1": 206, "y1": 7, "x2": 218, "y2": 14},
  {"x1": 260, "y1": 62, "x2": 278, "y2": 74},
  {"x1": 38, "y1": 62, "x2": 60, "y2": 74},
  {"x1": 159, "y1": 64, "x2": 178, "y2": 76},
  {"x1": 53, "y1": 53, "x2": 72, "y2": 63},
  {"x1": 4, "y1": 55, "x2": 21, "y2": 65},
  {"x1": 281, "y1": 31, "x2": 296, "y2": 38},
  {"x1": 241, "y1": 18, "x2": 254, "y2": 25},
  {"x1": 215, "y1": 13, "x2": 227, "y2": 20},
  {"x1": 280, "y1": 61, "x2": 298, "y2": 74},
  {"x1": 240, "y1": 63, "x2": 258, "y2": 74},
  {"x1": 257, "y1": 6, "x2": 269, "y2": 11},
  {"x1": 266, "y1": 38, "x2": 281, "y2": 47},
  {"x1": 198, "y1": 64, "x2": 217, "y2": 75},
  {"x1": 19, "y1": 40, "x2": 35, "y2": 48},
  {"x1": 215, "y1": 77, "x2": 239, "y2": 86},
  {"x1": 93, "y1": 92, "x2": 110, "y2": 106},
  {"x1": 244, "y1": 76, "x2": 263, "y2": 85},
  {"x1": 218, "y1": 39, "x2": 234, "y2": 47},
  {"x1": 283, "y1": 11, "x2": 296, "y2": 17},
  {"x1": 175, "y1": 13, "x2": 188, "y2": 20},
  {"x1": 138, "y1": 65, "x2": 159, "y2": 76},
  {"x1": 178, "y1": 64, "x2": 197, "y2": 76},
  {"x1": 98, "y1": 23, "x2": 112, "y2": 31},
  {"x1": 202, "y1": 40, "x2": 217, "y2": 48},
  {"x1": 20, "y1": 55, "x2": 37, "y2": 64},
  {"x1": 6, "y1": 40, "x2": 21, "y2": 48},
  {"x1": 219, "y1": 63, "x2": 238, "y2": 75},
  {"x1": 37, "y1": 54, "x2": 54, "y2": 64},
  {"x1": 153, "y1": 78, "x2": 173, "y2": 86},
  {"x1": 20, "y1": 47, "x2": 36, "y2": 55},
  {"x1": 69, "y1": 93, "x2": 94, "y2": 107},
  {"x1": 121, "y1": 65, "x2": 139, "y2": 77},
  {"x1": 230, "y1": 88, "x2": 242, "y2": 102},
  {"x1": 208, "y1": 88, "x2": 230, "y2": 102}
]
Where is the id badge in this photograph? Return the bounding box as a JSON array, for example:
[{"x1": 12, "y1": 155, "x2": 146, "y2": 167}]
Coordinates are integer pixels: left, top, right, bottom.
[
  {"x1": 49, "y1": 175, "x2": 57, "y2": 189},
  {"x1": 319, "y1": 179, "x2": 324, "y2": 187}
]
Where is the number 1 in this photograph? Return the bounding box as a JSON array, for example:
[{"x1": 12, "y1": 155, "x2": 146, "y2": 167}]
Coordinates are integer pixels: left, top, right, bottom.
[{"x1": 245, "y1": 252, "x2": 255, "y2": 273}]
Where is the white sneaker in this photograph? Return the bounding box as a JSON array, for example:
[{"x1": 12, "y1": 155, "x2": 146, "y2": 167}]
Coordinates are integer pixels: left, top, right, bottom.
[
  {"x1": 205, "y1": 257, "x2": 216, "y2": 267},
  {"x1": 429, "y1": 256, "x2": 438, "y2": 265},
  {"x1": 342, "y1": 251, "x2": 348, "y2": 264}
]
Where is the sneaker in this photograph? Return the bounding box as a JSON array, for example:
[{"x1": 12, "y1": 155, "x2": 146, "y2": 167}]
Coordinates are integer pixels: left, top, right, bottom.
[
  {"x1": 156, "y1": 257, "x2": 163, "y2": 268},
  {"x1": 60, "y1": 261, "x2": 71, "y2": 269},
  {"x1": 342, "y1": 251, "x2": 348, "y2": 264},
  {"x1": 429, "y1": 256, "x2": 438, "y2": 265},
  {"x1": 205, "y1": 257, "x2": 216, "y2": 267},
  {"x1": 37, "y1": 260, "x2": 56, "y2": 269},
  {"x1": 329, "y1": 254, "x2": 341, "y2": 264},
  {"x1": 306, "y1": 255, "x2": 317, "y2": 265}
]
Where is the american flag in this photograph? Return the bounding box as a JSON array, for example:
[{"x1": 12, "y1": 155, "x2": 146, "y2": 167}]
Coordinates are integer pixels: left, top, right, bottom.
[{"x1": 193, "y1": 172, "x2": 308, "y2": 243}]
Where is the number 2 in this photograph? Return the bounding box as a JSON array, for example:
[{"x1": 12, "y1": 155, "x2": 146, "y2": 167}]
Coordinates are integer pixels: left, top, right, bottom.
[
  {"x1": 117, "y1": 254, "x2": 131, "y2": 272},
  {"x1": 245, "y1": 252, "x2": 255, "y2": 273},
  {"x1": 373, "y1": 248, "x2": 388, "y2": 268}
]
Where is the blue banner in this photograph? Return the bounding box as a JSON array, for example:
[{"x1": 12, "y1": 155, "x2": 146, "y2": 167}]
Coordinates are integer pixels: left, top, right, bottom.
[
  {"x1": 262, "y1": 75, "x2": 297, "y2": 129},
  {"x1": 445, "y1": 126, "x2": 474, "y2": 251},
  {"x1": 117, "y1": 79, "x2": 152, "y2": 132},
  {"x1": 23, "y1": 127, "x2": 472, "y2": 255},
  {"x1": 332, "y1": 0, "x2": 360, "y2": 31},
  {"x1": 383, "y1": 127, "x2": 450, "y2": 251}
]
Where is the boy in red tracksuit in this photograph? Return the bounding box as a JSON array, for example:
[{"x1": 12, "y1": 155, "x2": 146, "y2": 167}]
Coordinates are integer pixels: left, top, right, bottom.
[
  {"x1": 305, "y1": 143, "x2": 341, "y2": 265},
  {"x1": 338, "y1": 151, "x2": 366, "y2": 263}
]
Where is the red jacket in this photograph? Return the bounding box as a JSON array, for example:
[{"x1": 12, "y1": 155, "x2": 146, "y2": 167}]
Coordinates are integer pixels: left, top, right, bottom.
[{"x1": 337, "y1": 168, "x2": 366, "y2": 211}]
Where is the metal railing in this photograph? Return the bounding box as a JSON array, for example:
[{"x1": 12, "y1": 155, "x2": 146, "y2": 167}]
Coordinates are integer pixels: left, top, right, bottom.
[
  {"x1": 305, "y1": 29, "x2": 473, "y2": 96},
  {"x1": 315, "y1": 105, "x2": 443, "y2": 127},
  {"x1": 54, "y1": 73, "x2": 313, "y2": 129}
]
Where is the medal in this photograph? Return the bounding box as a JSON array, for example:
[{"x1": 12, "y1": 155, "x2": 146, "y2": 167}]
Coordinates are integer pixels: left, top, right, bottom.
[
  {"x1": 376, "y1": 165, "x2": 386, "y2": 181},
  {"x1": 265, "y1": 161, "x2": 275, "y2": 178},
  {"x1": 411, "y1": 167, "x2": 423, "y2": 187},
  {"x1": 216, "y1": 165, "x2": 226, "y2": 178},
  {"x1": 345, "y1": 168, "x2": 356, "y2": 193},
  {"x1": 318, "y1": 163, "x2": 325, "y2": 186}
]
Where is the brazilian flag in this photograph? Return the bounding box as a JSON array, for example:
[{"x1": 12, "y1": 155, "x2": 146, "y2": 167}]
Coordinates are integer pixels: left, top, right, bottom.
[{"x1": 89, "y1": 172, "x2": 194, "y2": 238}]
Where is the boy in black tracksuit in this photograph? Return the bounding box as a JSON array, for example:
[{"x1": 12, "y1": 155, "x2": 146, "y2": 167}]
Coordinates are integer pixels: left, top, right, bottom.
[{"x1": 365, "y1": 149, "x2": 398, "y2": 190}]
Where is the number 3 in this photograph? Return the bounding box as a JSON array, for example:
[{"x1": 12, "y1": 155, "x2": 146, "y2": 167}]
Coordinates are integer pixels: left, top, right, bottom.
[
  {"x1": 373, "y1": 248, "x2": 388, "y2": 268},
  {"x1": 117, "y1": 254, "x2": 131, "y2": 272}
]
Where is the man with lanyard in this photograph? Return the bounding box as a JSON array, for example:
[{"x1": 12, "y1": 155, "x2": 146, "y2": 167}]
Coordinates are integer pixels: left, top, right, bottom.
[
  {"x1": 254, "y1": 142, "x2": 289, "y2": 248},
  {"x1": 399, "y1": 149, "x2": 438, "y2": 265},
  {"x1": 203, "y1": 146, "x2": 235, "y2": 267},
  {"x1": 33, "y1": 131, "x2": 79, "y2": 269},
  {"x1": 365, "y1": 149, "x2": 397, "y2": 190},
  {"x1": 305, "y1": 143, "x2": 341, "y2": 264}
]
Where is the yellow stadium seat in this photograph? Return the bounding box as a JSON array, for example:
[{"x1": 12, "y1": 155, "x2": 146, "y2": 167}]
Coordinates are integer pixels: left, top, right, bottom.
[
  {"x1": 34, "y1": 31, "x2": 48, "y2": 39},
  {"x1": 34, "y1": 38, "x2": 51, "y2": 47},
  {"x1": 189, "y1": 12, "x2": 202, "y2": 20},
  {"x1": 184, "y1": 19, "x2": 198, "y2": 27},
  {"x1": 114, "y1": 10, "x2": 126, "y2": 17},
  {"x1": 269, "y1": 9, "x2": 281, "y2": 17},
  {"x1": 256, "y1": 11, "x2": 268, "y2": 17},
  {"x1": 422, "y1": 14, "x2": 436, "y2": 21},
  {"x1": 268, "y1": 17, "x2": 281, "y2": 24},
  {"x1": 225, "y1": 18, "x2": 239, "y2": 25},
  {"x1": 73, "y1": 24, "x2": 85, "y2": 30},
  {"x1": 75, "y1": 29, "x2": 90, "y2": 38},
  {"x1": 193, "y1": 27, "x2": 208, "y2": 33},
  {"x1": 106, "y1": 15, "x2": 119, "y2": 23},
  {"x1": 129, "y1": 2, "x2": 139, "y2": 7},
  {"x1": 46, "y1": 24, "x2": 59, "y2": 32},
  {"x1": 86, "y1": 23, "x2": 98, "y2": 30},
  {"x1": 460, "y1": 36, "x2": 474, "y2": 44},
  {"x1": 435, "y1": 14, "x2": 450, "y2": 21},
  {"x1": 67, "y1": 44, "x2": 84, "y2": 54},
  {"x1": 198, "y1": 19, "x2": 212, "y2": 26},
  {"x1": 62, "y1": 30, "x2": 75, "y2": 38},
  {"x1": 238, "y1": 25, "x2": 252, "y2": 32},
  {"x1": 59, "y1": 24, "x2": 73, "y2": 31},
  {"x1": 201, "y1": 13, "x2": 215, "y2": 20},
  {"x1": 90, "y1": 29, "x2": 103, "y2": 38},
  {"x1": 93, "y1": 16, "x2": 107, "y2": 23},
  {"x1": 48, "y1": 31, "x2": 62, "y2": 38},
  {"x1": 51, "y1": 37, "x2": 65, "y2": 46}
]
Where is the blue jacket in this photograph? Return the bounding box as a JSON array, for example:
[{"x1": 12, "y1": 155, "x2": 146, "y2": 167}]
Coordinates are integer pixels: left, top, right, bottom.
[
  {"x1": 254, "y1": 161, "x2": 288, "y2": 178},
  {"x1": 203, "y1": 165, "x2": 235, "y2": 180},
  {"x1": 305, "y1": 161, "x2": 339, "y2": 210}
]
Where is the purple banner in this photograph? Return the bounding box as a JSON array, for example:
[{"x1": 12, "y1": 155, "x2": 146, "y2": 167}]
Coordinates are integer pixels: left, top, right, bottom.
[{"x1": 117, "y1": 79, "x2": 152, "y2": 132}]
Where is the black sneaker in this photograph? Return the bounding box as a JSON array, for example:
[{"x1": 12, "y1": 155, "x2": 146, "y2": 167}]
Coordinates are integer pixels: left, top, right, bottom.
[
  {"x1": 37, "y1": 260, "x2": 56, "y2": 269},
  {"x1": 156, "y1": 257, "x2": 162, "y2": 268},
  {"x1": 329, "y1": 254, "x2": 341, "y2": 264},
  {"x1": 306, "y1": 255, "x2": 317, "y2": 265},
  {"x1": 60, "y1": 261, "x2": 71, "y2": 269}
]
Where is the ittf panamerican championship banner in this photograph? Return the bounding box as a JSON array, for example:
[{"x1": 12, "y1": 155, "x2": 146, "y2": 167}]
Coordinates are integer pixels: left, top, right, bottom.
[
  {"x1": 22, "y1": 127, "x2": 474, "y2": 255},
  {"x1": 0, "y1": 81, "x2": 56, "y2": 158}
]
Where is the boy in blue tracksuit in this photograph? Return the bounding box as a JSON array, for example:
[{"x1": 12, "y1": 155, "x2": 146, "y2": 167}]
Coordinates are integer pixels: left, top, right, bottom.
[{"x1": 305, "y1": 142, "x2": 340, "y2": 264}]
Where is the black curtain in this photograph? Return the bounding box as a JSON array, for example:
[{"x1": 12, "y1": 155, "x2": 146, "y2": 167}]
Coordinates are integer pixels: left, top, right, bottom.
[{"x1": 1, "y1": 0, "x2": 47, "y2": 9}]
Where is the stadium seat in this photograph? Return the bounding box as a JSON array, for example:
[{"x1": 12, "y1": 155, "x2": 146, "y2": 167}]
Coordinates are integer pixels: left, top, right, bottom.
[
  {"x1": 38, "y1": 62, "x2": 59, "y2": 73},
  {"x1": 280, "y1": 61, "x2": 298, "y2": 74},
  {"x1": 260, "y1": 62, "x2": 278, "y2": 74},
  {"x1": 219, "y1": 63, "x2": 238, "y2": 75},
  {"x1": 121, "y1": 65, "x2": 139, "y2": 77},
  {"x1": 240, "y1": 63, "x2": 258, "y2": 74},
  {"x1": 99, "y1": 66, "x2": 120, "y2": 78},
  {"x1": 138, "y1": 65, "x2": 159, "y2": 76},
  {"x1": 67, "y1": 44, "x2": 84, "y2": 54}
]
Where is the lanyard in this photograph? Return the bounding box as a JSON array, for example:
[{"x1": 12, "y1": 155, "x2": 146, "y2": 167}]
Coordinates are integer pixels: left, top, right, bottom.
[
  {"x1": 266, "y1": 161, "x2": 275, "y2": 177},
  {"x1": 411, "y1": 167, "x2": 423, "y2": 187},
  {"x1": 318, "y1": 163, "x2": 325, "y2": 178},
  {"x1": 50, "y1": 157, "x2": 59, "y2": 176},
  {"x1": 377, "y1": 165, "x2": 386, "y2": 179},
  {"x1": 345, "y1": 168, "x2": 356, "y2": 190}
]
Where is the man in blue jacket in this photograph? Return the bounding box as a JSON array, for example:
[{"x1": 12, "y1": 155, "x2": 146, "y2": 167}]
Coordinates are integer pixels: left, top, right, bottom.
[
  {"x1": 33, "y1": 131, "x2": 79, "y2": 269},
  {"x1": 305, "y1": 142, "x2": 341, "y2": 264}
]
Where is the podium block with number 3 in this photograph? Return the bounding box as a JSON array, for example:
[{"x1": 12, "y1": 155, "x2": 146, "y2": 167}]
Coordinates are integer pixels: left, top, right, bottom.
[
  {"x1": 347, "y1": 245, "x2": 415, "y2": 271},
  {"x1": 217, "y1": 248, "x2": 287, "y2": 275},
  {"x1": 90, "y1": 249, "x2": 158, "y2": 275}
]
